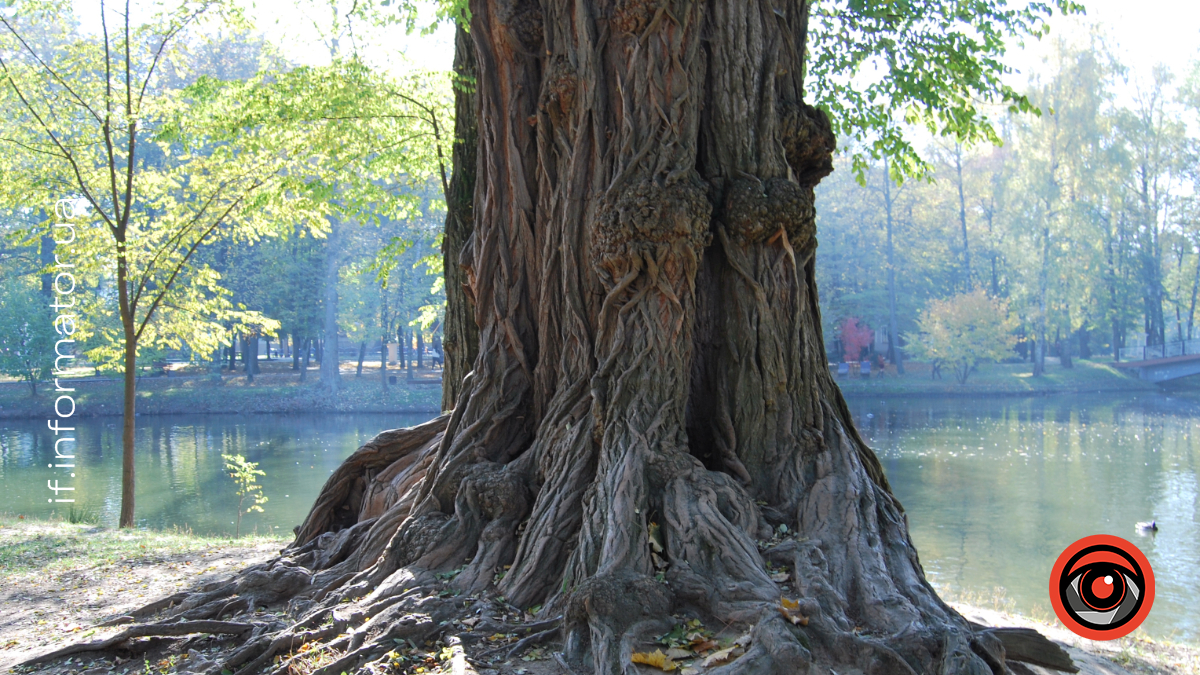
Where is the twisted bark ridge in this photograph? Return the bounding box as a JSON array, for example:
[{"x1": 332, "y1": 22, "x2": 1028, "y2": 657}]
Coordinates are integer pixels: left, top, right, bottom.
[{"x1": 27, "y1": 2, "x2": 1071, "y2": 674}]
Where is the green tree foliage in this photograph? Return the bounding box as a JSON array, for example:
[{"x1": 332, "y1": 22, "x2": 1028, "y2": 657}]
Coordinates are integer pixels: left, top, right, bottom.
[
  {"x1": 907, "y1": 290, "x2": 1016, "y2": 384},
  {"x1": 0, "y1": 277, "x2": 57, "y2": 396},
  {"x1": 0, "y1": 0, "x2": 452, "y2": 526},
  {"x1": 222, "y1": 453, "x2": 267, "y2": 538},
  {"x1": 818, "y1": 36, "x2": 1200, "y2": 376},
  {"x1": 809, "y1": 0, "x2": 1083, "y2": 179},
  {"x1": 0, "y1": 0, "x2": 314, "y2": 526}
]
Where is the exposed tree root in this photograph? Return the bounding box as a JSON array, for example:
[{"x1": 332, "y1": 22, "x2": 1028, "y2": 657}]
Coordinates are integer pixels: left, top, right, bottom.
[{"x1": 22, "y1": 620, "x2": 258, "y2": 665}]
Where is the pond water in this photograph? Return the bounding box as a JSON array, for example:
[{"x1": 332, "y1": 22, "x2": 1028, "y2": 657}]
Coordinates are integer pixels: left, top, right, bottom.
[
  {"x1": 0, "y1": 413, "x2": 437, "y2": 536},
  {"x1": 0, "y1": 393, "x2": 1197, "y2": 641},
  {"x1": 850, "y1": 392, "x2": 1200, "y2": 643}
]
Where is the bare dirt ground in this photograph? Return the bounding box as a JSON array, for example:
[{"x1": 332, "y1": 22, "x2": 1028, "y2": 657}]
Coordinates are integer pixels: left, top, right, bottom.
[
  {"x1": 953, "y1": 604, "x2": 1200, "y2": 675},
  {"x1": 1, "y1": 519, "x2": 1196, "y2": 675},
  {"x1": 0, "y1": 518, "x2": 285, "y2": 673}
]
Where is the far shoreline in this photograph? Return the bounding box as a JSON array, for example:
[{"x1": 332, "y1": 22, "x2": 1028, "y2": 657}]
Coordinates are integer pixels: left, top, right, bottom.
[
  {"x1": 4, "y1": 357, "x2": 1200, "y2": 421},
  {"x1": 0, "y1": 362, "x2": 447, "y2": 421},
  {"x1": 831, "y1": 358, "x2": 1192, "y2": 398}
]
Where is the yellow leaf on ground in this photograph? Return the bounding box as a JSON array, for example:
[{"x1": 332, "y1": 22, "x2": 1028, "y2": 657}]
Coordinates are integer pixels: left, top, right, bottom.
[
  {"x1": 701, "y1": 646, "x2": 743, "y2": 667},
  {"x1": 632, "y1": 649, "x2": 677, "y2": 671}
]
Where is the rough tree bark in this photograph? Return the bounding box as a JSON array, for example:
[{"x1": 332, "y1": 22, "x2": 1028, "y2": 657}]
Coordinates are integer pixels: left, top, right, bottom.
[
  {"x1": 46, "y1": 2, "x2": 1071, "y2": 674},
  {"x1": 441, "y1": 22, "x2": 481, "y2": 411}
]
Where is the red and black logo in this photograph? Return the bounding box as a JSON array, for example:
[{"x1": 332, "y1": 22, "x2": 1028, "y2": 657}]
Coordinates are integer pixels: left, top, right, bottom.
[{"x1": 1049, "y1": 534, "x2": 1154, "y2": 640}]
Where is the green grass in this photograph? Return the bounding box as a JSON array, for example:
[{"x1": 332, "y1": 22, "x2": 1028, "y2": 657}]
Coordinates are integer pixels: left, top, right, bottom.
[
  {"x1": 0, "y1": 514, "x2": 289, "y2": 578},
  {"x1": 835, "y1": 359, "x2": 1159, "y2": 396}
]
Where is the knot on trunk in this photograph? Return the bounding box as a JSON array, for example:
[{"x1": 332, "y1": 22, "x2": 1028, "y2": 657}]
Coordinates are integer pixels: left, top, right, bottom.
[
  {"x1": 392, "y1": 511, "x2": 454, "y2": 567},
  {"x1": 610, "y1": 0, "x2": 659, "y2": 34},
  {"x1": 566, "y1": 571, "x2": 671, "y2": 626},
  {"x1": 594, "y1": 178, "x2": 712, "y2": 278},
  {"x1": 540, "y1": 55, "x2": 578, "y2": 118},
  {"x1": 779, "y1": 102, "x2": 835, "y2": 187},
  {"x1": 498, "y1": 0, "x2": 543, "y2": 51},
  {"x1": 722, "y1": 177, "x2": 815, "y2": 246},
  {"x1": 457, "y1": 461, "x2": 531, "y2": 522}
]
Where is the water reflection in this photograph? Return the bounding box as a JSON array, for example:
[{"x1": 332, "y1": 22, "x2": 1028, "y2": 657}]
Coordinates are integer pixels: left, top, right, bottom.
[
  {"x1": 849, "y1": 393, "x2": 1200, "y2": 641},
  {"x1": 0, "y1": 413, "x2": 435, "y2": 536}
]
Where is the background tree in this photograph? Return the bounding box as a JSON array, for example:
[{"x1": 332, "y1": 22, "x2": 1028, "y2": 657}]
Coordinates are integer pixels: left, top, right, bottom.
[
  {"x1": 0, "y1": 277, "x2": 58, "y2": 396},
  {"x1": 812, "y1": 37, "x2": 1200, "y2": 375},
  {"x1": 0, "y1": 0, "x2": 312, "y2": 527},
  {"x1": 0, "y1": 0, "x2": 451, "y2": 527},
  {"x1": 907, "y1": 290, "x2": 1017, "y2": 384},
  {"x1": 838, "y1": 316, "x2": 873, "y2": 362}
]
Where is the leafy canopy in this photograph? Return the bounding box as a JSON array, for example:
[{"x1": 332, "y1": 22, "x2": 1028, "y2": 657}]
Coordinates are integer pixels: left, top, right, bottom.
[
  {"x1": 0, "y1": 0, "x2": 453, "y2": 368},
  {"x1": 0, "y1": 278, "x2": 59, "y2": 394},
  {"x1": 808, "y1": 0, "x2": 1085, "y2": 180},
  {"x1": 905, "y1": 289, "x2": 1016, "y2": 383}
]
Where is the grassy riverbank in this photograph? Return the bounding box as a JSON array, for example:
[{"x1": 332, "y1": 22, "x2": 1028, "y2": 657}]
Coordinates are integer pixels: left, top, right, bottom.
[
  {"x1": 0, "y1": 516, "x2": 289, "y2": 672},
  {"x1": 0, "y1": 518, "x2": 1195, "y2": 675},
  {"x1": 0, "y1": 361, "x2": 443, "y2": 420},
  {"x1": 836, "y1": 358, "x2": 1163, "y2": 396}
]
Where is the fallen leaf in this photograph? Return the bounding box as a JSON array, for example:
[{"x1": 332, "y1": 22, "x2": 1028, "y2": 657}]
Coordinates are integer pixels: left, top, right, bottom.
[
  {"x1": 702, "y1": 646, "x2": 743, "y2": 667},
  {"x1": 648, "y1": 522, "x2": 664, "y2": 553},
  {"x1": 632, "y1": 649, "x2": 677, "y2": 671},
  {"x1": 689, "y1": 639, "x2": 718, "y2": 653},
  {"x1": 461, "y1": 617, "x2": 479, "y2": 627},
  {"x1": 770, "y1": 571, "x2": 789, "y2": 583},
  {"x1": 664, "y1": 648, "x2": 692, "y2": 660},
  {"x1": 779, "y1": 597, "x2": 809, "y2": 626}
]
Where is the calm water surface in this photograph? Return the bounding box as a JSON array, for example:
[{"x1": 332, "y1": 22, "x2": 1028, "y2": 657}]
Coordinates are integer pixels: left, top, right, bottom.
[
  {"x1": 0, "y1": 413, "x2": 436, "y2": 535},
  {"x1": 849, "y1": 392, "x2": 1200, "y2": 642},
  {"x1": 1, "y1": 394, "x2": 1197, "y2": 641}
]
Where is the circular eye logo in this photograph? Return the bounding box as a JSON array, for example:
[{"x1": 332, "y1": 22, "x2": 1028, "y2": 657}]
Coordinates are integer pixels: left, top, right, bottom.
[{"x1": 1050, "y1": 534, "x2": 1154, "y2": 640}]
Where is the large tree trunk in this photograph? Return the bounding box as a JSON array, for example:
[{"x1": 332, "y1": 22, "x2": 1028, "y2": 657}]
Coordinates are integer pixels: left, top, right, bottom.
[
  {"x1": 441, "y1": 22, "x2": 481, "y2": 411},
  {"x1": 69, "y1": 3, "x2": 1064, "y2": 674}
]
